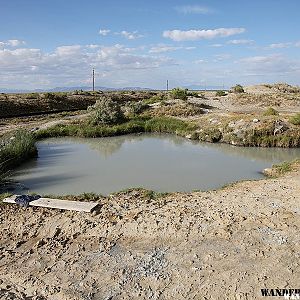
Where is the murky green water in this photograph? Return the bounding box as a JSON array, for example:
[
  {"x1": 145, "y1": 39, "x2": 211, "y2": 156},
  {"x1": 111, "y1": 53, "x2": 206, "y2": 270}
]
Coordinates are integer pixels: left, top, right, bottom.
[{"x1": 11, "y1": 134, "x2": 300, "y2": 195}]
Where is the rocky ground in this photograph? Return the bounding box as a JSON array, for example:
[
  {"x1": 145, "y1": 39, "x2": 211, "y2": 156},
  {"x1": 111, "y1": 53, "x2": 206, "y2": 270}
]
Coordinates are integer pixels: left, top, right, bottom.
[{"x1": 0, "y1": 164, "x2": 300, "y2": 299}]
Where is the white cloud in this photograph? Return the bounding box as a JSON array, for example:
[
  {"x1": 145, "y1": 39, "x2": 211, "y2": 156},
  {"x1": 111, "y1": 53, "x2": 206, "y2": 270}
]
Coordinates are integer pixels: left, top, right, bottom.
[
  {"x1": 295, "y1": 41, "x2": 300, "y2": 47},
  {"x1": 0, "y1": 44, "x2": 176, "y2": 89},
  {"x1": 0, "y1": 39, "x2": 26, "y2": 48},
  {"x1": 175, "y1": 5, "x2": 214, "y2": 14},
  {"x1": 214, "y1": 54, "x2": 231, "y2": 61},
  {"x1": 55, "y1": 45, "x2": 82, "y2": 56},
  {"x1": 268, "y1": 42, "x2": 292, "y2": 49},
  {"x1": 98, "y1": 29, "x2": 111, "y2": 36},
  {"x1": 228, "y1": 39, "x2": 254, "y2": 45},
  {"x1": 116, "y1": 31, "x2": 143, "y2": 40},
  {"x1": 163, "y1": 28, "x2": 246, "y2": 41},
  {"x1": 237, "y1": 54, "x2": 300, "y2": 75},
  {"x1": 149, "y1": 44, "x2": 196, "y2": 53},
  {"x1": 194, "y1": 59, "x2": 205, "y2": 64},
  {"x1": 210, "y1": 44, "x2": 223, "y2": 47}
]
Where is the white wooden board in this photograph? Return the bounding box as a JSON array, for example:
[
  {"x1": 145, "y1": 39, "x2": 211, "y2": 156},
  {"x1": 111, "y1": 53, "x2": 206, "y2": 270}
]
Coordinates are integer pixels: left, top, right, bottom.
[{"x1": 3, "y1": 196, "x2": 99, "y2": 212}]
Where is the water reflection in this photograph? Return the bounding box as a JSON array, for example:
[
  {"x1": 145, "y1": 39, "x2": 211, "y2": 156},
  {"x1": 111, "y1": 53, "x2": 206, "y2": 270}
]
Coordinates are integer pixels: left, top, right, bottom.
[{"x1": 10, "y1": 134, "x2": 300, "y2": 195}]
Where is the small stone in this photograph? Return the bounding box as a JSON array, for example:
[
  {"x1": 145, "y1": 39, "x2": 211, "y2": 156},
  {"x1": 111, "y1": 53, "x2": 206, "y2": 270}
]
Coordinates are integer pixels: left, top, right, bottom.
[{"x1": 252, "y1": 118, "x2": 259, "y2": 123}]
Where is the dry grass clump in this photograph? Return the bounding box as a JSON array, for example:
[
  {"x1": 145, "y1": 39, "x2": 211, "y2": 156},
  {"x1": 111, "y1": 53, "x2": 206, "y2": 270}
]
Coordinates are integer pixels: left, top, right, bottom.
[
  {"x1": 149, "y1": 103, "x2": 204, "y2": 117},
  {"x1": 270, "y1": 83, "x2": 300, "y2": 94},
  {"x1": 232, "y1": 92, "x2": 300, "y2": 107}
]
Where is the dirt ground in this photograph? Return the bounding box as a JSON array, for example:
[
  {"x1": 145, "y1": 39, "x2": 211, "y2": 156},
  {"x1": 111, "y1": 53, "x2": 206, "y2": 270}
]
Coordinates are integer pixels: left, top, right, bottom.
[{"x1": 0, "y1": 165, "x2": 300, "y2": 299}]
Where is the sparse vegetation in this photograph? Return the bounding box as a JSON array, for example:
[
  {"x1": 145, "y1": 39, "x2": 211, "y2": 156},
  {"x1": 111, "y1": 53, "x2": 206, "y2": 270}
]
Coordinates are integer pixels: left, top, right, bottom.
[
  {"x1": 125, "y1": 101, "x2": 149, "y2": 116},
  {"x1": 170, "y1": 88, "x2": 188, "y2": 101},
  {"x1": 149, "y1": 103, "x2": 204, "y2": 117},
  {"x1": 215, "y1": 90, "x2": 226, "y2": 97},
  {"x1": 143, "y1": 94, "x2": 166, "y2": 105},
  {"x1": 88, "y1": 98, "x2": 125, "y2": 125},
  {"x1": 187, "y1": 91, "x2": 202, "y2": 98},
  {"x1": 0, "y1": 130, "x2": 37, "y2": 170},
  {"x1": 0, "y1": 130, "x2": 37, "y2": 190},
  {"x1": 231, "y1": 84, "x2": 245, "y2": 93},
  {"x1": 263, "y1": 107, "x2": 279, "y2": 116},
  {"x1": 273, "y1": 161, "x2": 292, "y2": 174},
  {"x1": 289, "y1": 113, "x2": 300, "y2": 125},
  {"x1": 35, "y1": 116, "x2": 195, "y2": 139}
]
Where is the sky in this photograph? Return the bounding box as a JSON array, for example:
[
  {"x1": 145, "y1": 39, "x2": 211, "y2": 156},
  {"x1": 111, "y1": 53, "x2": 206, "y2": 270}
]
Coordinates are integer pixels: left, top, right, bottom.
[{"x1": 1, "y1": 0, "x2": 300, "y2": 90}]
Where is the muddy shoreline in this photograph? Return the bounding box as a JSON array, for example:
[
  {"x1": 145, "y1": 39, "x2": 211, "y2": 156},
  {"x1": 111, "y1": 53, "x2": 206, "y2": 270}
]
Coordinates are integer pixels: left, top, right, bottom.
[{"x1": 1, "y1": 164, "x2": 300, "y2": 299}]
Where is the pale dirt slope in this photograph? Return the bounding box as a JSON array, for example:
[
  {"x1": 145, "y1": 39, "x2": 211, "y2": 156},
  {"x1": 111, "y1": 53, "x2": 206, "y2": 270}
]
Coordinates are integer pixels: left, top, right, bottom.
[{"x1": 0, "y1": 166, "x2": 300, "y2": 299}]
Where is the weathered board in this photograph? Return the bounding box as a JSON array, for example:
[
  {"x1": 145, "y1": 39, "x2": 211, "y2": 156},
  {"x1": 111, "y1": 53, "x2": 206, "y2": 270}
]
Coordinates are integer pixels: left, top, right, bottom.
[{"x1": 3, "y1": 196, "x2": 99, "y2": 213}]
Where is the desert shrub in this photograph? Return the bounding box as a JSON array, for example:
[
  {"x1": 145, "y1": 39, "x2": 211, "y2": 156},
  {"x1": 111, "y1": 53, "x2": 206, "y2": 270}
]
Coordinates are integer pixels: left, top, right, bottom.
[
  {"x1": 289, "y1": 113, "x2": 300, "y2": 125},
  {"x1": 89, "y1": 98, "x2": 125, "y2": 125},
  {"x1": 44, "y1": 92, "x2": 67, "y2": 101},
  {"x1": 44, "y1": 92, "x2": 55, "y2": 100},
  {"x1": 231, "y1": 84, "x2": 244, "y2": 93},
  {"x1": 143, "y1": 94, "x2": 166, "y2": 105},
  {"x1": 0, "y1": 130, "x2": 36, "y2": 171},
  {"x1": 187, "y1": 91, "x2": 201, "y2": 98},
  {"x1": 216, "y1": 90, "x2": 226, "y2": 97},
  {"x1": 150, "y1": 103, "x2": 203, "y2": 117},
  {"x1": 26, "y1": 93, "x2": 39, "y2": 99},
  {"x1": 263, "y1": 107, "x2": 279, "y2": 116},
  {"x1": 170, "y1": 88, "x2": 188, "y2": 100},
  {"x1": 125, "y1": 101, "x2": 149, "y2": 116},
  {"x1": 273, "y1": 83, "x2": 300, "y2": 93}
]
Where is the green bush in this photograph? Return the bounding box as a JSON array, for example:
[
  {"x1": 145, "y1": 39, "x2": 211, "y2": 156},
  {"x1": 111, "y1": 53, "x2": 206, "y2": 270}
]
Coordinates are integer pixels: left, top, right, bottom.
[
  {"x1": 231, "y1": 84, "x2": 244, "y2": 93},
  {"x1": 289, "y1": 113, "x2": 300, "y2": 125},
  {"x1": 125, "y1": 101, "x2": 149, "y2": 116},
  {"x1": 89, "y1": 98, "x2": 125, "y2": 125},
  {"x1": 187, "y1": 91, "x2": 201, "y2": 97},
  {"x1": 170, "y1": 88, "x2": 188, "y2": 100},
  {"x1": 0, "y1": 130, "x2": 36, "y2": 170},
  {"x1": 44, "y1": 92, "x2": 55, "y2": 100},
  {"x1": 143, "y1": 94, "x2": 166, "y2": 105},
  {"x1": 26, "y1": 93, "x2": 39, "y2": 99},
  {"x1": 215, "y1": 90, "x2": 226, "y2": 97},
  {"x1": 263, "y1": 107, "x2": 279, "y2": 116}
]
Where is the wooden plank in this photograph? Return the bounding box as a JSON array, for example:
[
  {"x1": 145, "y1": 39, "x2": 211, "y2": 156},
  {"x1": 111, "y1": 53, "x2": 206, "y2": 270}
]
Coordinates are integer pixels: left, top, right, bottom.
[{"x1": 3, "y1": 196, "x2": 99, "y2": 213}]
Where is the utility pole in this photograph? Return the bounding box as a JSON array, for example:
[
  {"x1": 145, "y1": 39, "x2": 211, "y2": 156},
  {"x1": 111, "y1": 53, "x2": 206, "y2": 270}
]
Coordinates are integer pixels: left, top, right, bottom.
[
  {"x1": 92, "y1": 69, "x2": 95, "y2": 92},
  {"x1": 166, "y1": 80, "x2": 169, "y2": 92}
]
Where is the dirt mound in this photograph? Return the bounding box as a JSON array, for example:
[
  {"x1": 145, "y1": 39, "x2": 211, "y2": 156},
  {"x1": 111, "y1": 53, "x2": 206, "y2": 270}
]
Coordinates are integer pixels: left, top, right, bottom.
[{"x1": 245, "y1": 83, "x2": 300, "y2": 95}]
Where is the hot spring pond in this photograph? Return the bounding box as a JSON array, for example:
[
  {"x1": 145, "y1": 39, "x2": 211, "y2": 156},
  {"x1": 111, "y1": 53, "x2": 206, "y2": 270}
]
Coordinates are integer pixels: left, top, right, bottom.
[{"x1": 11, "y1": 134, "x2": 300, "y2": 195}]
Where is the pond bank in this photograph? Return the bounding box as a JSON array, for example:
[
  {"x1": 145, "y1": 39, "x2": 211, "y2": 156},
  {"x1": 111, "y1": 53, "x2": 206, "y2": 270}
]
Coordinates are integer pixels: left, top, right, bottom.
[{"x1": 1, "y1": 161, "x2": 300, "y2": 299}]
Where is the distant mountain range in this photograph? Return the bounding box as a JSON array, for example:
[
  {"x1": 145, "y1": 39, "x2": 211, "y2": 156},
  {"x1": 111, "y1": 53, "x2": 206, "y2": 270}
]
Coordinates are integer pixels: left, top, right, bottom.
[{"x1": 0, "y1": 85, "x2": 227, "y2": 93}]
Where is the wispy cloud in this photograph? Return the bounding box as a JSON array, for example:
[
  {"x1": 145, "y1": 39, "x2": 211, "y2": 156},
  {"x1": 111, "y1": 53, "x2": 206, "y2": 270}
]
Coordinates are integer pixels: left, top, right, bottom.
[
  {"x1": 149, "y1": 44, "x2": 195, "y2": 53},
  {"x1": 98, "y1": 29, "x2": 111, "y2": 36},
  {"x1": 210, "y1": 44, "x2": 223, "y2": 47},
  {"x1": 175, "y1": 5, "x2": 214, "y2": 15},
  {"x1": 214, "y1": 54, "x2": 231, "y2": 61},
  {"x1": 237, "y1": 54, "x2": 300, "y2": 75},
  {"x1": 268, "y1": 42, "x2": 292, "y2": 49},
  {"x1": 194, "y1": 59, "x2": 205, "y2": 64},
  {"x1": 163, "y1": 28, "x2": 246, "y2": 41},
  {"x1": 228, "y1": 39, "x2": 254, "y2": 45},
  {"x1": 117, "y1": 31, "x2": 144, "y2": 40},
  {"x1": 0, "y1": 39, "x2": 26, "y2": 48}
]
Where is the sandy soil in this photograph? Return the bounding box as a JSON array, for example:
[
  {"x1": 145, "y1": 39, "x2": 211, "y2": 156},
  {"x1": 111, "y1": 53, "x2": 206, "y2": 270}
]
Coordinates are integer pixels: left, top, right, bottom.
[{"x1": 0, "y1": 166, "x2": 300, "y2": 299}]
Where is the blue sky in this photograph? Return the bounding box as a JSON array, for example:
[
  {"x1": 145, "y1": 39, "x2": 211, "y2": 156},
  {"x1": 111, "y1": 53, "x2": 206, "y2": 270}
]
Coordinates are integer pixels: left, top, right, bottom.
[{"x1": 1, "y1": 0, "x2": 300, "y2": 89}]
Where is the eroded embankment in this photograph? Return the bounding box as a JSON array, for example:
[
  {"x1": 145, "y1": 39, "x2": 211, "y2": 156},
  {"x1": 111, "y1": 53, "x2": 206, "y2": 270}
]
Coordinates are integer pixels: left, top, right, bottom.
[{"x1": 0, "y1": 164, "x2": 300, "y2": 299}]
